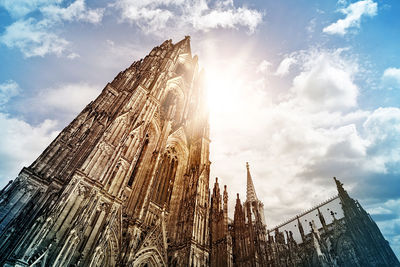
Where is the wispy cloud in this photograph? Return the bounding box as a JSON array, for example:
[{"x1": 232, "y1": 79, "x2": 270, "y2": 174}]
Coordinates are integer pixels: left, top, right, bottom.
[
  {"x1": 382, "y1": 67, "x2": 400, "y2": 89},
  {"x1": 0, "y1": 0, "x2": 62, "y2": 18},
  {"x1": 0, "y1": 113, "x2": 59, "y2": 186},
  {"x1": 0, "y1": 80, "x2": 20, "y2": 107},
  {"x1": 0, "y1": 0, "x2": 104, "y2": 57},
  {"x1": 113, "y1": 0, "x2": 263, "y2": 35},
  {"x1": 291, "y1": 49, "x2": 358, "y2": 110},
  {"x1": 1, "y1": 18, "x2": 70, "y2": 57},
  {"x1": 17, "y1": 82, "x2": 101, "y2": 122},
  {"x1": 275, "y1": 56, "x2": 296, "y2": 76},
  {"x1": 41, "y1": 0, "x2": 104, "y2": 24},
  {"x1": 323, "y1": 0, "x2": 377, "y2": 35},
  {"x1": 256, "y1": 60, "x2": 272, "y2": 75}
]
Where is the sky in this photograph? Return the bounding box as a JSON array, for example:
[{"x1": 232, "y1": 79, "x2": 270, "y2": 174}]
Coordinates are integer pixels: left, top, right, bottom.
[{"x1": 0, "y1": 0, "x2": 400, "y2": 257}]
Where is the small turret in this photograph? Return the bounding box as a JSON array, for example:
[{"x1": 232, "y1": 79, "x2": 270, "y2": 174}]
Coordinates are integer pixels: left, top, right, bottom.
[
  {"x1": 211, "y1": 177, "x2": 221, "y2": 211},
  {"x1": 234, "y1": 193, "x2": 244, "y2": 223},
  {"x1": 223, "y1": 185, "x2": 228, "y2": 229},
  {"x1": 235, "y1": 193, "x2": 241, "y2": 207},
  {"x1": 296, "y1": 216, "x2": 305, "y2": 243},
  {"x1": 317, "y1": 208, "x2": 327, "y2": 232}
]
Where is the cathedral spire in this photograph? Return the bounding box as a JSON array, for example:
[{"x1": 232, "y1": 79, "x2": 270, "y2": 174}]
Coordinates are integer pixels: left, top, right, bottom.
[
  {"x1": 246, "y1": 162, "x2": 258, "y2": 202},
  {"x1": 334, "y1": 177, "x2": 351, "y2": 203}
]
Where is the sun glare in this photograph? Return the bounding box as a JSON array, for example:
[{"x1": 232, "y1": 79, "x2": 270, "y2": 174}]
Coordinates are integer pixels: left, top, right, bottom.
[
  {"x1": 203, "y1": 50, "x2": 251, "y2": 120},
  {"x1": 205, "y1": 68, "x2": 242, "y2": 114}
]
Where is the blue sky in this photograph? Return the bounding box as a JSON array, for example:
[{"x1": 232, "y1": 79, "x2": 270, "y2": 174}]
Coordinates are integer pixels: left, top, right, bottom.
[{"x1": 0, "y1": 0, "x2": 400, "y2": 256}]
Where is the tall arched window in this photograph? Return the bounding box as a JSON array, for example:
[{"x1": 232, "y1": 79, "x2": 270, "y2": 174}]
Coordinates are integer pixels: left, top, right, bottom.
[
  {"x1": 152, "y1": 152, "x2": 178, "y2": 208},
  {"x1": 161, "y1": 91, "x2": 183, "y2": 127},
  {"x1": 127, "y1": 138, "x2": 149, "y2": 187}
]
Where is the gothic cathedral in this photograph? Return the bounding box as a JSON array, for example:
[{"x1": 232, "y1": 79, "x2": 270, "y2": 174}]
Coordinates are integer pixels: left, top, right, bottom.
[{"x1": 0, "y1": 37, "x2": 398, "y2": 267}]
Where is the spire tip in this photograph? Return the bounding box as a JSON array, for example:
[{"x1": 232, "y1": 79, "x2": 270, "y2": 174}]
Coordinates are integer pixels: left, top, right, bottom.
[{"x1": 246, "y1": 162, "x2": 258, "y2": 202}]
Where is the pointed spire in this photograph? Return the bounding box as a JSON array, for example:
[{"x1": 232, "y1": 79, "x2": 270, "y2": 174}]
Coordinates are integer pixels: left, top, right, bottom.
[
  {"x1": 223, "y1": 185, "x2": 228, "y2": 229},
  {"x1": 246, "y1": 162, "x2": 258, "y2": 202},
  {"x1": 333, "y1": 177, "x2": 351, "y2": 201},
  {"x1": 333, "y1": 177, "x2": 344, "y2": 192},
  {"x1": 223, "y1": 185, "x2": 228, "y2": 206},
  {"x1": 213, "y1": 177, "x2": 220, "y2": 195},
  {"x1": 211, "y1": 177, "x2": 221, "y2": 211}
]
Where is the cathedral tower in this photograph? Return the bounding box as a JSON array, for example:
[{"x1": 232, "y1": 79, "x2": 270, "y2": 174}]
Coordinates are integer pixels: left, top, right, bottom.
[
  {"x1": 0, "y1": 37, "x2": 210, "y2": 267},
  {"x1": 232, "y1": 163, "x2": 268, "y2": 266}
]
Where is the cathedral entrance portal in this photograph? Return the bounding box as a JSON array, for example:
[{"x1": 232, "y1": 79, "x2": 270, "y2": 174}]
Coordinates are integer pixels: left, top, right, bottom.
[{"x1": 131, "y1": 247, "x2": 166, "y2": 267}]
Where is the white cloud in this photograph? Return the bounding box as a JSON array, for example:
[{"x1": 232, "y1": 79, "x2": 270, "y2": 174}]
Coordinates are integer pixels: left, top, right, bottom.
[
  {"x1": 41, "y1": 0, "x2": 104, "y2": 24},
  {"x1": 256, "y1": 60, "x2": 272, "y2": 74},
  {"x1": 362, "y1": 107, "x2": 400, "y2": 172},
  {"x1": 0, "y1": 0, "x2": 104, "y2": 57},
  {"x1": 118, "y1": 5, "x2": 173, "y2": 33},
  {"x1": 191, "y1": 7, "x2": 263, "y2": 33},
  {"x1": 22, "y1": 82, "x2": 101, "y2": 118},
  {"x1": 306, "y1": 18, "x2": 316, "y2": 34},
  {"x1": 382, "y1": 67, "x2": 400, "y2": 89},
  {"x1": 323, "y1": 0, "x2": 377, "y2": 35},
  {"x1": 0, "y1": 113, "x2": 59, "y2": 187},
  {"x1": 1, "y1": 18, "x2": 69, "y2": 57},
  {"x1": 114, "y1": 0, "x2": 263, "y2": 35},
  {"x1": 291, "y1": 49, "x2": 358, "y2": 111},
  {"x1": 337, "y1": 0, "x2": 348, "y2": 7},
  {"x1": 0, "y1": 0, "x2": 62, "y2": 18},
  {"x1": 67, "y1": 52, "x2": 80, "y2": 59},
  {"x1": 0, "y1": 80, "x2": 20, "y2": 106},
  {"x1": 275, "y1": 56, "x2": 296, "y2": 76}
]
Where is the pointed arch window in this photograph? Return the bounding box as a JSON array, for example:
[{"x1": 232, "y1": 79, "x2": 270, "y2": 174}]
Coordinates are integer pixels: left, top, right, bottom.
[
  {"x1": 152, "y1": 152, "x2": 178, "y2": 208},
  {"x1": 127, "y1": 138, "x2": 149, "y2": 187}
]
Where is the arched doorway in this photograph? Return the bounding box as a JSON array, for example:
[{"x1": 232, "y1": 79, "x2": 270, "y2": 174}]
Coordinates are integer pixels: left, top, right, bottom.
[{"x1": 131, "y1": 247, "x2": 166, "y2": 267}]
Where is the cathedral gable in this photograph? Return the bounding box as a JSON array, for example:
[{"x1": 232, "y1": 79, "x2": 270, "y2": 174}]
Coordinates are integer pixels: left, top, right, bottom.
[{"x1": 131, "y1": 213, "x2": 168, "y2": 267}]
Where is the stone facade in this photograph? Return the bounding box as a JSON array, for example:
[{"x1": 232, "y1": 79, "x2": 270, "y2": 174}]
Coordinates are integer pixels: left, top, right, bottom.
[
  {"x1": 0, "y1": 37, "x2": 398, "y2": 266},
  {"x1": 0, "y1": 37, "x2": 210, "y2": 267}
]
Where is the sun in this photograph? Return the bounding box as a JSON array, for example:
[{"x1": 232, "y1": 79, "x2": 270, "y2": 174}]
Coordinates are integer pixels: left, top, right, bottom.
[{"x1": 203, "y1": 58, "x2": 247, "y2": 117}]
